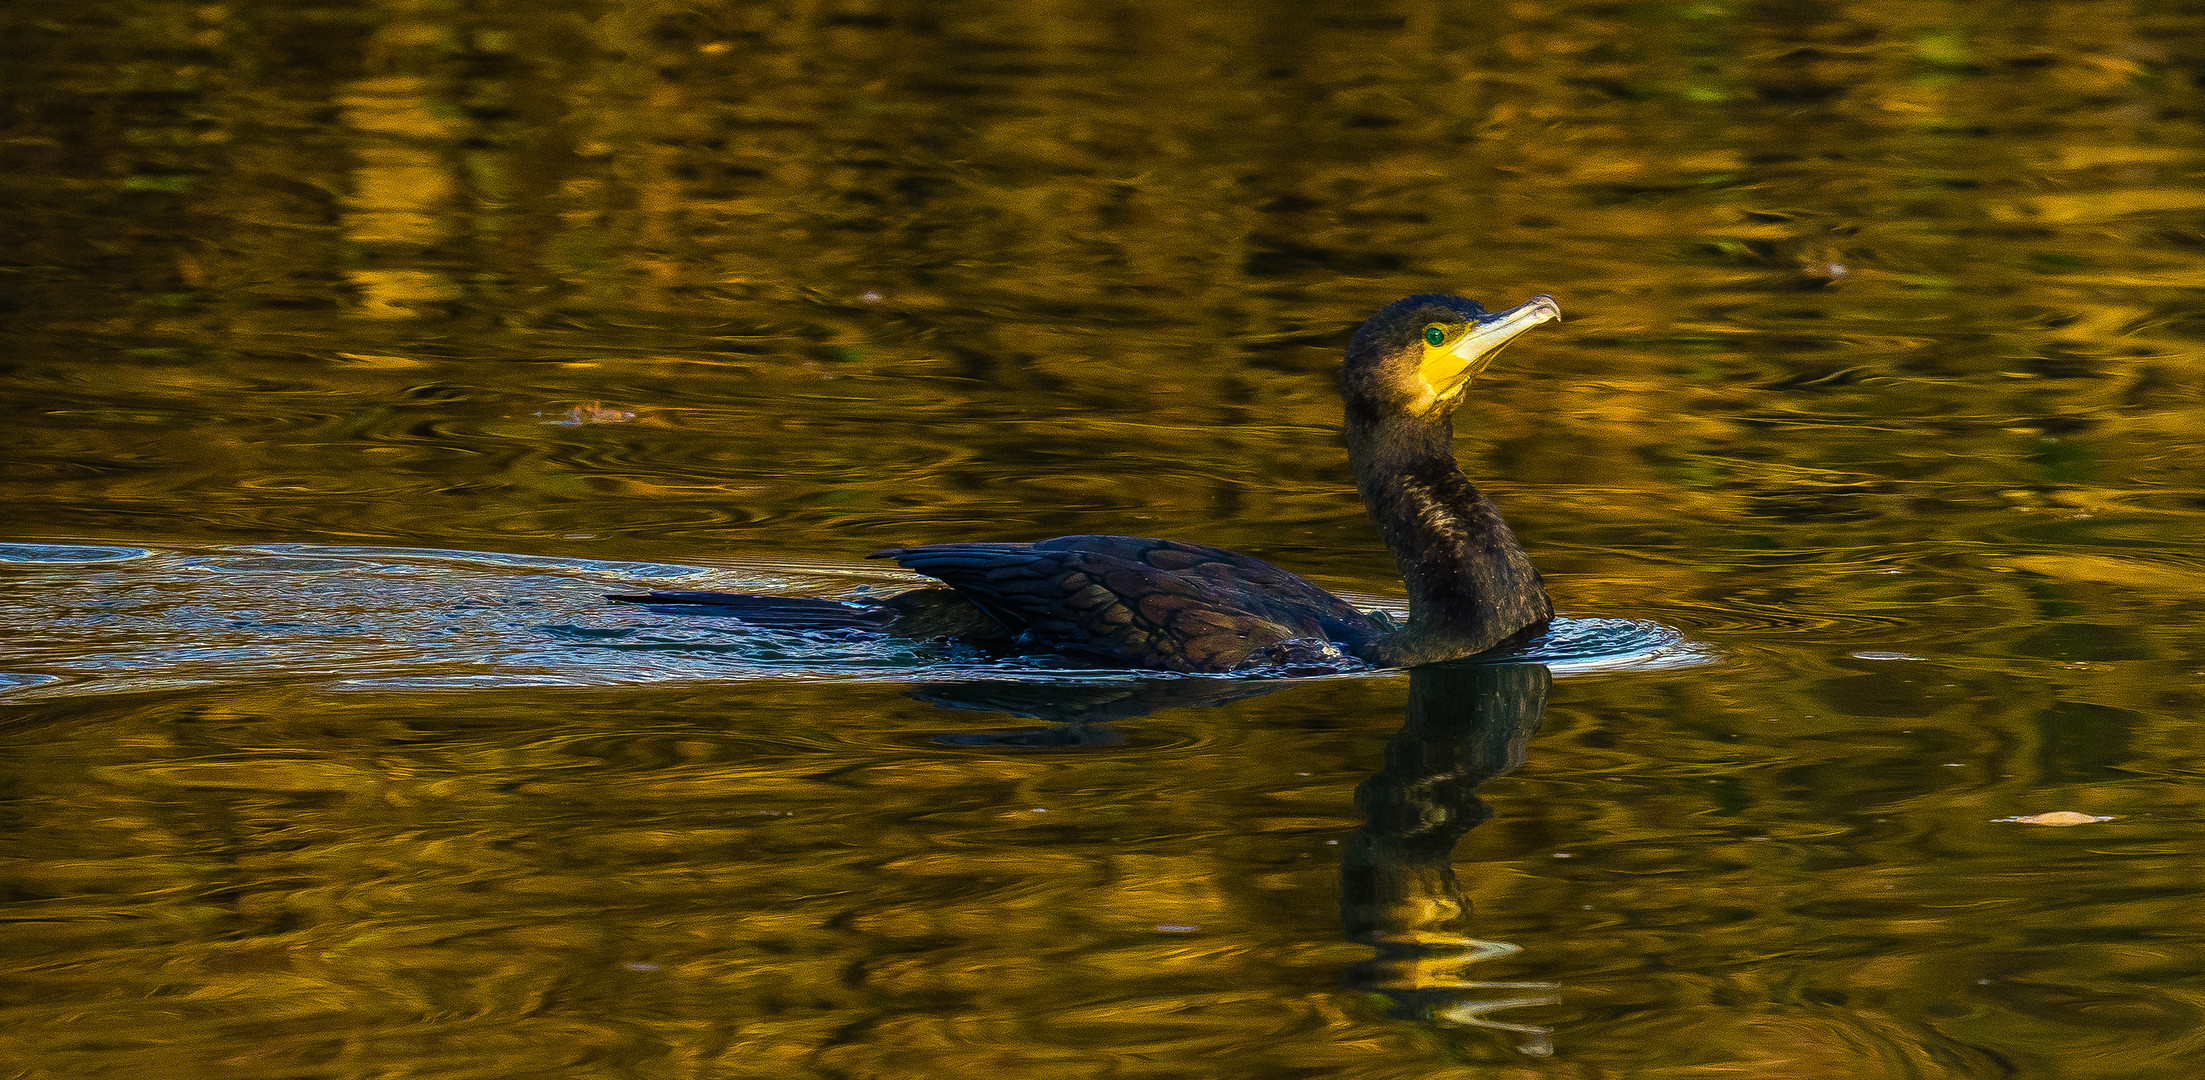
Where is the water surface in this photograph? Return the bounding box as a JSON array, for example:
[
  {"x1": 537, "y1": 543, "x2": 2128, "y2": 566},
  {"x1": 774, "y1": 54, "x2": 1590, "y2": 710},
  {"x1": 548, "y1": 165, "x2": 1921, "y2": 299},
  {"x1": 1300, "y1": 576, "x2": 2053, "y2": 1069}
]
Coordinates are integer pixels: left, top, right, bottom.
[{"x1": 5, "y1": 0, "x2": 2205, "y2": 1076}]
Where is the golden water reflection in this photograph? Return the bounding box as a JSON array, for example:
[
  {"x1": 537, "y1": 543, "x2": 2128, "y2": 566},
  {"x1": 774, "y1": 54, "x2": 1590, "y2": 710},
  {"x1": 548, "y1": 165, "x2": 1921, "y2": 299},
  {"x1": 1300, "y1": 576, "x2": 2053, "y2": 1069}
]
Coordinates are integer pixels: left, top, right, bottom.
[{"x1": 5, "y1": 0, "x2": 2205, "y2": 1075}]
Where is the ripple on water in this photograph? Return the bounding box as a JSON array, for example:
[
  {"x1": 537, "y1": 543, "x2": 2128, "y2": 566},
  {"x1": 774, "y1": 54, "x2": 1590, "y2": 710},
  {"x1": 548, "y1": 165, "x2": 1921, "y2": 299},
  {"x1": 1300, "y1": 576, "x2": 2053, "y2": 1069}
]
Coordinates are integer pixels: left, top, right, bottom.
[
  {"x1": 0, "y1": 543, "x2": 148, "y2": 564},
  {"x1": 0, "y1": 542, "x2": 1709, "y2": 702},
  {"x1": 193, "y1": 555, "x2": 382, "y2": 574},
  {"x1": 1500, "y1": 616, "x2": 1713, "y2": 673},
  {"x1": 244, "y1": 543, "x2": 715, "y2": 579}
]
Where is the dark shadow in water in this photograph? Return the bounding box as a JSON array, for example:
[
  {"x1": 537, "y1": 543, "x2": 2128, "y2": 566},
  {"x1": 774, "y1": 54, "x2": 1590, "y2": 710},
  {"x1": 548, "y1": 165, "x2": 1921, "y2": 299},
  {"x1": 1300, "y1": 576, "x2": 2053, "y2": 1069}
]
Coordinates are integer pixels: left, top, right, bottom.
[
  {"x1": 912, "y1": 661, "x2": 1558, "y2": 1051},
  {"x1": 1344, "y1": 661, "x2": 1558, "y2": 1055}
]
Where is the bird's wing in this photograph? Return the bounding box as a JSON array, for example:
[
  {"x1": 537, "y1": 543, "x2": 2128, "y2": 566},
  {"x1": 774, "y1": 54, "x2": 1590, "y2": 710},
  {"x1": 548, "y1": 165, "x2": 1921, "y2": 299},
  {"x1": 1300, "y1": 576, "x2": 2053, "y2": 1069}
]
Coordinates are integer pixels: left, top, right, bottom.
[
  {"x1": 1036, "y1": 536, "x2": 1371, "y2": 628},
  {"x1": 871, "y1": 535, "x2": 1375, "y2": 671}
]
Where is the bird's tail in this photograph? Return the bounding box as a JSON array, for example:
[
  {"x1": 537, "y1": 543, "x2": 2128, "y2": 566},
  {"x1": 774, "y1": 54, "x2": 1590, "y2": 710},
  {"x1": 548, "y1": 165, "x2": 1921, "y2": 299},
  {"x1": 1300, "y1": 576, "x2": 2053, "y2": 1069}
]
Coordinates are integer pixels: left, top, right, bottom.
[{"x1": 606, "y1": 591, "x2": 897, "y2": 631}]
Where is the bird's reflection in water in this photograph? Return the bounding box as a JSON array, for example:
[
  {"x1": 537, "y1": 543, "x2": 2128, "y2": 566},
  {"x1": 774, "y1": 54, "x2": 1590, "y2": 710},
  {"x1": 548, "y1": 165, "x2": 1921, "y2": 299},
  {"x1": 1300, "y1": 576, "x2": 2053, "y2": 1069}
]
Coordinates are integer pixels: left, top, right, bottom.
[
  {"x1": 910, "y1": 662, "x2": 1558, "y2": 1052},
  {"x1": 1343, "y1": 662, "x2": 1558, "y2": 1055}
]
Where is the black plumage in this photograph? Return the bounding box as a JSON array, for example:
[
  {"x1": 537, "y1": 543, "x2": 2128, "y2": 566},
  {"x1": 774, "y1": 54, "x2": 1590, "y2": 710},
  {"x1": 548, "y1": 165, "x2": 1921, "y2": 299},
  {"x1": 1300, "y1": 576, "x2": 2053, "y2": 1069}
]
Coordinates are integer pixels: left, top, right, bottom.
[{"x1": 612, "y1": 292, "x2": 1561, "y2": 672}]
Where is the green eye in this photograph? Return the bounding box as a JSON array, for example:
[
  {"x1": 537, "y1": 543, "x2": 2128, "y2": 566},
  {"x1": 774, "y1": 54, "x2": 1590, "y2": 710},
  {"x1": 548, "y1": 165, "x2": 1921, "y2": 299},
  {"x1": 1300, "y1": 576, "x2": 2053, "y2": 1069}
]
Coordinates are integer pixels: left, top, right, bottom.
[{"x1": 1423, "y1": 326, "x2": 1446, "y2": 347}]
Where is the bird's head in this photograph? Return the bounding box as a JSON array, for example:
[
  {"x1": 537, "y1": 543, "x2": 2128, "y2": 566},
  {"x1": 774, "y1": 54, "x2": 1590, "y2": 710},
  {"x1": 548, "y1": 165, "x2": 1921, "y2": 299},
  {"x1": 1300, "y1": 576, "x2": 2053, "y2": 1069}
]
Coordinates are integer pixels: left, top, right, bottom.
[{"x1": 1341, "y1": 293, "x2": 1560, "y2": 420}]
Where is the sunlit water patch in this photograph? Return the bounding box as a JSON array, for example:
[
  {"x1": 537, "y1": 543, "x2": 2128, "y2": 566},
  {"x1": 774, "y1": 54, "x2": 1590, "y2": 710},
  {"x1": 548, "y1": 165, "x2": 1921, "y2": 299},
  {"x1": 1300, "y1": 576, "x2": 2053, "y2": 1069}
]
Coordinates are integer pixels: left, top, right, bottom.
[{"x1": 0, "y1": 542, "x2": 1706, "y2": 702}]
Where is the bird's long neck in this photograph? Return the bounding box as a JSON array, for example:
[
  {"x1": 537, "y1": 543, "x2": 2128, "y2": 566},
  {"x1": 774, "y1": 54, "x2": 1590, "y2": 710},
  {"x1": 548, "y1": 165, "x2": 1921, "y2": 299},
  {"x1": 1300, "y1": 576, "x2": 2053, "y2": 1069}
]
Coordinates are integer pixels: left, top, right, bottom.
[{"x1": 1346, "y1": 408, "x2": 1552, "y2": 667}]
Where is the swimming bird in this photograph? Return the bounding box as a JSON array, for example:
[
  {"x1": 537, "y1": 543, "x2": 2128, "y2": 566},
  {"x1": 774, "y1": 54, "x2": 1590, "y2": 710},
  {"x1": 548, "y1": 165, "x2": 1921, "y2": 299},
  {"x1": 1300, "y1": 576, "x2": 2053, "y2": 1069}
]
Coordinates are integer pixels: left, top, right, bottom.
[{"x1": 612, "y1": 293, "x2": 1560, "y2": 672}]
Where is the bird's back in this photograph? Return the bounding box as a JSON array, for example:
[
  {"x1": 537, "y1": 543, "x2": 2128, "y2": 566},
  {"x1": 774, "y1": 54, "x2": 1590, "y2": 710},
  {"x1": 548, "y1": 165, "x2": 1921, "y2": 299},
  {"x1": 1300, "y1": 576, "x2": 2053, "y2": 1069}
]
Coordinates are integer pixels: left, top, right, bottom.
[{"x1": 873, "y1": 534, "x2": 1380, "y2": 672}]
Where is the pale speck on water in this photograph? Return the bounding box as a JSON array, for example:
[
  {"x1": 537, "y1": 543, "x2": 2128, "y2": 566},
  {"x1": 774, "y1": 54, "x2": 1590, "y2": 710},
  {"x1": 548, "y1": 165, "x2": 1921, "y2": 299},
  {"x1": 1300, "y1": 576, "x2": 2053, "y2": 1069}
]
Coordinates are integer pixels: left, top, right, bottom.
[{"x1": 2000, "y1": 812, "x2": 2117, "y2": 826}]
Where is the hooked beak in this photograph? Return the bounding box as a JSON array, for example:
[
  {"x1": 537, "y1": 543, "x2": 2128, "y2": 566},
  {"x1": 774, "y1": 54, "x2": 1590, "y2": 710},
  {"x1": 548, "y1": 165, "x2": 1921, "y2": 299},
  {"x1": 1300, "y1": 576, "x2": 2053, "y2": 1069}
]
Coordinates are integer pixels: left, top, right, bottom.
[
  {"x1": 1421, "y1": 294, "x2": 1561, "y2": 401},
  {"x1": 1454, "y1": 294, "x2": 1561, "y2": 367}
]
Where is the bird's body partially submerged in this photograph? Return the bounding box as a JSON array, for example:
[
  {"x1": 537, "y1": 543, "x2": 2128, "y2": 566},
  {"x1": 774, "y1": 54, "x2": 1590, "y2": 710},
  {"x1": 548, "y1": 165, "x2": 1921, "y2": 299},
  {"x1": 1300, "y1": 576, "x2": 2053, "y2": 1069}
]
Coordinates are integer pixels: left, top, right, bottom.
[
  {"x1": 612, "y1": 292, "x2": 1561, "y2": 672},
  {"x1": 872, "y1": 535, "x2": 1378, "y2": 671}
]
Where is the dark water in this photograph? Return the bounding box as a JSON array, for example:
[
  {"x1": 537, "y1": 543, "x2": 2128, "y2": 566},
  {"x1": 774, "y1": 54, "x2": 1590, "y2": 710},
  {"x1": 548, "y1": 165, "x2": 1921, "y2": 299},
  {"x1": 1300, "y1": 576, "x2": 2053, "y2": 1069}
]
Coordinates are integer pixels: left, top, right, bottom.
[{"x1": 6, "y1": 0, "x2": 2205, "y2": 1076}]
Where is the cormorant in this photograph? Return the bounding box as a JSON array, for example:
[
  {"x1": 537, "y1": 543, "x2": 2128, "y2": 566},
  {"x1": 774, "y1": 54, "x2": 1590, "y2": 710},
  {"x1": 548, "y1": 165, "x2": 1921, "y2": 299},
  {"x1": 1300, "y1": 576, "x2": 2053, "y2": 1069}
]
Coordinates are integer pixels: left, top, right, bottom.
[{"x1": 612, "y1": 293, "x2": 1560, "y2": 672}]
